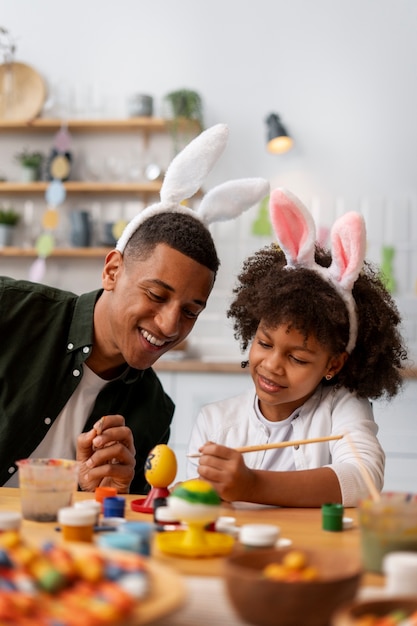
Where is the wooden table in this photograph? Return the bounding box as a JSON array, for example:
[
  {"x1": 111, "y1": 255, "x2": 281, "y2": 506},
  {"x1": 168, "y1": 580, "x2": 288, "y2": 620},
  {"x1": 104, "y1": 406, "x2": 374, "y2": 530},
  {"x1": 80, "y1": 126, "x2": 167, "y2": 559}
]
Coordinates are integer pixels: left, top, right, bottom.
[
  {"x1": 0, "y1": 487, "x2": 387, "y2": 626},
  {"x1": 0, "y1": 487, "x2": 382, "y2": 586}
]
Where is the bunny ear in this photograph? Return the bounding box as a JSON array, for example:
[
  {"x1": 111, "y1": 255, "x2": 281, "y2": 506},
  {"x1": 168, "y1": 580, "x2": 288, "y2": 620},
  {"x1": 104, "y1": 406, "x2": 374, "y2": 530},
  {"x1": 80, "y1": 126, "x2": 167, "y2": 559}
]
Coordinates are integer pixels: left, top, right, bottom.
[
  {"x1": 116, "y1": 123, "x2": 269, "y2": 254},
  {"x1": 160, "y1": 123, "x2": 229, "y2": 204},
  {"x1": 198, "y1": 178, "x2": 270, "y2": 224},
  {"x1": 328, "y1": 212, "x2": 366, "y2": 291},
  {"x1": 269, "y1": 188, "x2": 316, "y2": 268}
]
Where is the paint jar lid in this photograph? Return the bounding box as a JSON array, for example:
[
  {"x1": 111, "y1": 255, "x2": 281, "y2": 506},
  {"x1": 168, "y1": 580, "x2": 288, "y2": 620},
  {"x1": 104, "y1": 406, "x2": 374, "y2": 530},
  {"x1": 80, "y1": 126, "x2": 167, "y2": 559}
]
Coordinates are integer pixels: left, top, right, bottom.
[
  {"x1": 383, "y1": 552, "x2": 417, "y2": 595},
  {"x1": 119, "y1": 521, "x2": 154, "y2": 537},
  {"x1": 215, "y1": 516, "x2": 238, "y2": 536},
  {"x1": 383, "y1": 551, "x2": 417, "y2": 575},
  {"x1": 239, "y1": 523, "x2": 280, "y2": 547},
  {"x1": 97, "y1": 531, "x2": 141, "y2": 553},
  {"x1": 154, "y1": 506, "x2": 179, "y2": 524},
  {"x1": 100, "y1": 516, "x2": 127, "y2": 528},
  {"x1": 0, "y1": 511, "x2": 22, "y2": 531},
  {"x1": 58, "y1": 507, "x2": 96, "y2": 527},
  {"x1": 95, "y1": 486, "x2": 117, "y2": 503},
  {"x1": 74, "y1": 500, "x2": 101, "y2": 514}
]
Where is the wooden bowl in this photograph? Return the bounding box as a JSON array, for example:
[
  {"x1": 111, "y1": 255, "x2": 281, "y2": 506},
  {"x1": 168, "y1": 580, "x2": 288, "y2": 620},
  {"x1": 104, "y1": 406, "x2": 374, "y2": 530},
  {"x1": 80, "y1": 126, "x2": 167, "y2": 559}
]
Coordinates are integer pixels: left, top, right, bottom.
[
  {"x1": 331, "y1": 597, "x2": 417, "y2": 625},
  {"x1": 223, "y1": 547, "x2": 362, "y2": 626}
]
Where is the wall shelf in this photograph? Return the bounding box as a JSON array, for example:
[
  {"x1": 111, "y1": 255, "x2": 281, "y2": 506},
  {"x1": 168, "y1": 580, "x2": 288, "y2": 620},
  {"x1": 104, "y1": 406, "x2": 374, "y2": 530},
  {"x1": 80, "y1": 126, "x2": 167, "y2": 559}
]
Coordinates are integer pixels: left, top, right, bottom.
[
  {"x1": 0, "y1": 117, "x2": 201, "y2": 133},
  {"x1": 0, "y1": 246, "x2": 110, "y2": 258},
  {"x1": 0, "y1": 181, "x2": 162, "y2": 196}
]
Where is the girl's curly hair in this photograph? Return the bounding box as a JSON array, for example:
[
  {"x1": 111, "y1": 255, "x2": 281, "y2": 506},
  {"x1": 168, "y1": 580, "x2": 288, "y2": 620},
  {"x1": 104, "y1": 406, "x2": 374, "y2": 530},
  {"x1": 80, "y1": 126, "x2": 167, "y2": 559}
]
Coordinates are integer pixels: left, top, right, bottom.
[{"x1": 227, "y1": 244, "x2": 408, "y2": 400}]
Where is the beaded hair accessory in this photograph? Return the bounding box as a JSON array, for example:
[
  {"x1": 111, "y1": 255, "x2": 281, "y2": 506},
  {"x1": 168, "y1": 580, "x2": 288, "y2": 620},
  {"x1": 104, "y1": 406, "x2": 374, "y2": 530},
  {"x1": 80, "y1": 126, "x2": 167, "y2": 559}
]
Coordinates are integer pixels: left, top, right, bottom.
[
  {"x1": 269, "y1": 188, "x2": 367, "y2": 354},
  {"x1": 116, "y1": 123, "x2": 270, "y2": 253}
]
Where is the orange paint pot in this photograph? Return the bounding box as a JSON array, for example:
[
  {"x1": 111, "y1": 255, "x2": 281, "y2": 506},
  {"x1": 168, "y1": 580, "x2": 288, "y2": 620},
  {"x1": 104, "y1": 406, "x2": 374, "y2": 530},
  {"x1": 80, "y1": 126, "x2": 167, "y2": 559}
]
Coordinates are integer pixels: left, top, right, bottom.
[
  {"x1": 58, "y1": 507, "x2": 96, "y2": 543},
  {"x1": 95, "y1": 486, "x2": 118, "y2": 511}
]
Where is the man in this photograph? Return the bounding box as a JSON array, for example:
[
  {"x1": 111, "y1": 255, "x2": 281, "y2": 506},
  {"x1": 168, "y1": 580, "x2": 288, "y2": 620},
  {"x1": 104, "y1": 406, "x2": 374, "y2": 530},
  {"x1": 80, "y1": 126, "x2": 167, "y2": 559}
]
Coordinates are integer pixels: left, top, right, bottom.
[{"x1": 0, "y1": 124, "x2": 269, "y2": 494}]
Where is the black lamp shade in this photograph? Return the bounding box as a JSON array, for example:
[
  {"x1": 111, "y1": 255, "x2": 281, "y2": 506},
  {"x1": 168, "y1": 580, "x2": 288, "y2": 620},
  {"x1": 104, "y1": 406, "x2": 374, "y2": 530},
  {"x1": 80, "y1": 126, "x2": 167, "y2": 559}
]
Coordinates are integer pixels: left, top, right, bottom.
[{"x1": 266, "y1": 113, "x2": 293, "y2": 154}]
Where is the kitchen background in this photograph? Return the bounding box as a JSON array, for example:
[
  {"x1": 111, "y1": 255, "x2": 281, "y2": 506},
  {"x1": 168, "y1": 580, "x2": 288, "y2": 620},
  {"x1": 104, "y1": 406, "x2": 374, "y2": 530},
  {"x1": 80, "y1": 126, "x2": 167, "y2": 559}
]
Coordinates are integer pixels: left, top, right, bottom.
[{"x1": 1, "y1": 0, "x2": 417, "y2": 485}]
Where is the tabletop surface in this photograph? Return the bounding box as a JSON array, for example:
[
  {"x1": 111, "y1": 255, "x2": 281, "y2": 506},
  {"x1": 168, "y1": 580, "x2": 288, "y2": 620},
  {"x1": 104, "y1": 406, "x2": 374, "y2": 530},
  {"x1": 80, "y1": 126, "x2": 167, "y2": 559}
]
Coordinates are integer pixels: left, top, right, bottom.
[{"x1": 0, "y1": 487, "x2": 385, "y2": 625}]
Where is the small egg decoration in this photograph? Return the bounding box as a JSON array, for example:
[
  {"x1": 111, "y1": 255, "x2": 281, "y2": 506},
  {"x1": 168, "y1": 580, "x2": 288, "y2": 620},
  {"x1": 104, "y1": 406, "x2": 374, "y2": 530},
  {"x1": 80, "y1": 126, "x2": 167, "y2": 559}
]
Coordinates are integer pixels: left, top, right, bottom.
[
  {"x1": 168, "y1": 478, "x2": 221, "y2": 524},
  {"x1": 144, "y1": 444, "x2": 177, "y2": 488},
  {"x1": 156, "y1": 479, "x2": 235, "y2": 557}
]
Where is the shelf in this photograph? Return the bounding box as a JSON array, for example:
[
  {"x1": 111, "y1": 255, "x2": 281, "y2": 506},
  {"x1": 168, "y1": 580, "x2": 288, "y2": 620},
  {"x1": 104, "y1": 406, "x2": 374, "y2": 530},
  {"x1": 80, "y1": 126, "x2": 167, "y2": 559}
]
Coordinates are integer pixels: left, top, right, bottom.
[
  {"x1": 0, "y1": 181, "x2": 162, "y2": 195},
  {"x1": 0, "y1": 246, "x2": 111, "y2": 258},
  {"x1": 0, "y1": 117, "x2": 201, "y2": 133}
]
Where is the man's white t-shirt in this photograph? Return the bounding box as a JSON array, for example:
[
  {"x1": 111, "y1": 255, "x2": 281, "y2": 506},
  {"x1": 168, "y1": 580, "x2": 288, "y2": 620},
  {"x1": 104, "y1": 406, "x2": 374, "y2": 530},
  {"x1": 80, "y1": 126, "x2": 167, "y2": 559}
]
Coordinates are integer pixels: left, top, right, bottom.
[{"x1": 5, "y1": 364, "x2": 107, "y2": 487}]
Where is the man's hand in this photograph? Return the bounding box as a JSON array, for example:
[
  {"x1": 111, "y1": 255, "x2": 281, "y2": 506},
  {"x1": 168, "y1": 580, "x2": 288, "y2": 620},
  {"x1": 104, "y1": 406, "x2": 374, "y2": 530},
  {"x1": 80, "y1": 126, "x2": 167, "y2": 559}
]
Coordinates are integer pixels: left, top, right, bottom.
[{"x1": 77, "y1": 414, "x2": 136, "y2": 493}]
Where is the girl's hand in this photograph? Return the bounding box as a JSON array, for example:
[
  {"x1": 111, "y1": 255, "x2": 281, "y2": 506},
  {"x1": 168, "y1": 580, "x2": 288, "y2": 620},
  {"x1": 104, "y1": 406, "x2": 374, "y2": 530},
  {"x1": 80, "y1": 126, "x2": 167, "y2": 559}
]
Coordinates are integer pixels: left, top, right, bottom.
[
  {"x1": 196, "y1": 441, "x2": 256, "y2": 502},
  {"x1": 77, "y1": 414, "x2": 136, "y2": 493}
]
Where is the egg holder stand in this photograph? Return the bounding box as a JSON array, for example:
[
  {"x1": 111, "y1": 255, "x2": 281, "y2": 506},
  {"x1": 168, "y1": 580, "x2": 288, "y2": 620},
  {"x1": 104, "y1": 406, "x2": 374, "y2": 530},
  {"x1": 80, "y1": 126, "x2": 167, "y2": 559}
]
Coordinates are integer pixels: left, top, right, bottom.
[
  {"x1": 131, "y1": 487, "x2": 171, "y2": 515},
  {"x1": 153, "y1": 510, "x2": 235, "y2": 558},
  {"x1": 130, "y1": 491, "x2": 234, "y2": 557}
]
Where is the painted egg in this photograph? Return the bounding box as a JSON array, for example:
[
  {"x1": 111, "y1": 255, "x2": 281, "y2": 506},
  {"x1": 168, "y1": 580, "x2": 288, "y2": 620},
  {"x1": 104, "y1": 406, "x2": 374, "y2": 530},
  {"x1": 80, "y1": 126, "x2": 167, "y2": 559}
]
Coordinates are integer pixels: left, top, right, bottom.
[
  {"x1": 168, "y1": 479, "x2": 221, "y2": 523},
  {"x1": 144, "y1": 444, "x2": 177, "y2": 488}
]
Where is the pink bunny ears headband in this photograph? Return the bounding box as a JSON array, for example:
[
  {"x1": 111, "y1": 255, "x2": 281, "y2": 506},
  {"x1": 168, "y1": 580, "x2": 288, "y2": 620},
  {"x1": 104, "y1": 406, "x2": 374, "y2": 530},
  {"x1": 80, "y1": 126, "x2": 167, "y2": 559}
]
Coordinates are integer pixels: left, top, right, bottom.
[
  {"x1": 269, "y1": 188, "x2": 367, "y2": 354},
  {"x1": 116, "y1": 123, "x2": 270, "y2": 253}
]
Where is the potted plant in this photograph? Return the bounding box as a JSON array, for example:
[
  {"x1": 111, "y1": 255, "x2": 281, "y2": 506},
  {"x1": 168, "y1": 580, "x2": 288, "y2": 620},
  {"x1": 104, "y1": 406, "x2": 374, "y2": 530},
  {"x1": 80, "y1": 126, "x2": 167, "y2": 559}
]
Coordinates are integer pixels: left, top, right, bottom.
[
  {"x1": 163, "y1": 88, "x2": 204, "y2": 153},
  {"x1": 14, "y1": 148, "x2": 44, "y2": 182},
  {"x1": 0, "y1": 207, "x2": 20, "y2": 247}
]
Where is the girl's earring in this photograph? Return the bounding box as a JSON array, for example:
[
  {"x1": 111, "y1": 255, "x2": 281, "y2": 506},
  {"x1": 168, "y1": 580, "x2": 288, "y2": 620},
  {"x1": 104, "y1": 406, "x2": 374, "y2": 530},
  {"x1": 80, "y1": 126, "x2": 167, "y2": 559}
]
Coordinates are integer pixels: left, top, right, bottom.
[
  {"x1": 241, "y1": 360, "x2": 249, "y2": 369},
  {"x1": 325, "y1": 374, "x2": 332, "y2": 381}
]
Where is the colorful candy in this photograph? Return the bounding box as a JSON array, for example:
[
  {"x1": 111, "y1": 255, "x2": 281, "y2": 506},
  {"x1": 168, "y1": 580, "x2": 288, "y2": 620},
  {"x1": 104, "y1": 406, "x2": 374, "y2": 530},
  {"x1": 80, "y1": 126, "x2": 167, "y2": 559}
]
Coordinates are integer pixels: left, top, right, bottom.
[
  {"x1": 351, "y1": 610, "x2": 417, "y2": 625},
  {"x1": 263, "y1": 550, "x2": 320, "y2": 582},
  {"x1": 0, "y1": 530, "x2": 149, "y2": 625}
]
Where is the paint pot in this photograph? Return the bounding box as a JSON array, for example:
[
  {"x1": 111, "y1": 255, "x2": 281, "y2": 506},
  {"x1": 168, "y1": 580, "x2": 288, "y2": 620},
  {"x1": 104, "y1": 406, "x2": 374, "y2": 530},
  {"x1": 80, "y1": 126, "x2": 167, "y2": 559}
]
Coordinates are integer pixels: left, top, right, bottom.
[
  {"x1": 74, "y1": 499, "x2": 101, "y2": 524},
  {"x1": 103, "y1": 496, "x2": 126, "y2": 518},
  {"x1": 58, "y1": 507, "x2": 96, "y2": 542},
  {"x1": 0, "y1": 511, "x2": 22, "y2": 532},
  {"x1": 383, "y1": 552, "x2": 417, "y2": 595},
  {"x1": 239, "y1": 524, "x2": 280, "y2": 548},
  {"x1": 154, "y1": 505, "x2": 181, "y2": 531},
  {"x1": 358, "y1": 493, "x2": 417, "y2": 573},
  {"x1": 322, "y1": 503, "x2": 344, "y2": 532},
  {"x1": 95, "y1": 486, "x2": 117, "y2": 511},
  {"x1": 215, "y1": 516, "x2": 239, "y2": 537},
  {"x1": 97, "y1": 531, "x2": 142, "y2": 553},
  {"x1": 118, "y1": 521, "x2": 154, "y2": 556}
]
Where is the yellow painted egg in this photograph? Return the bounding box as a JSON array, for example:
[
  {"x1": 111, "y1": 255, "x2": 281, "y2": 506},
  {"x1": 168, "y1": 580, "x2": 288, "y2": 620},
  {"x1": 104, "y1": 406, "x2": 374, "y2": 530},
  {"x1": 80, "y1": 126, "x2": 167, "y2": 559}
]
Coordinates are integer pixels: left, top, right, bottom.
[{"x1": 144, "y1": 444, "x2": 177, "y2": 488}]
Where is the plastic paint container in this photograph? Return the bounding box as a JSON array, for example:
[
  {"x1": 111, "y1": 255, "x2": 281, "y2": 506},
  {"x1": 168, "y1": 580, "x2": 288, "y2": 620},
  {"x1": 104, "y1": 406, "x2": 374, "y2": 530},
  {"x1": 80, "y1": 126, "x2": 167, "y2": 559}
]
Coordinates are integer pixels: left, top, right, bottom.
[
  {"x1": 97, "y1": 531, "x2": 142, "y2": 553},
  {"x1": 0, "y1": 511, "x2": 22, "y2": 532},
  {"x1": 322, "y1": 503, "x2": 344, "y2": 532},
  {"x1": 383, "y1": 552, "x2": 417, "y2": 595},
  {"x1": 119, "y1": 521, "x2": 154, "y2": 556},
  {"x1": 358, "y1": 494, "x2": 417, "y2": 573},
  {"x1": 100, "y1": 516, "x2": 127, "y2": 528},
  {"x1": 58, "y1": 507, "x2": 96, "y2": 542},
  {"x1": 154, "y1": 505, "x2": 181, "y2": 531},
  {"x1": 215, "y1": 516, "x2": 239, "y2": 537},
  {"x1": 95, "y1": 486, "x2": 117, "y2": 510},
  {"x1": 74, "y1": 499, "x2": 101, "y2": 524},
  {"x1": 103, "y1": 496, "x2": 126, "y2": 518},
  {"x1": 239, "y1": 524, "x2": 280, "y2": 548}
]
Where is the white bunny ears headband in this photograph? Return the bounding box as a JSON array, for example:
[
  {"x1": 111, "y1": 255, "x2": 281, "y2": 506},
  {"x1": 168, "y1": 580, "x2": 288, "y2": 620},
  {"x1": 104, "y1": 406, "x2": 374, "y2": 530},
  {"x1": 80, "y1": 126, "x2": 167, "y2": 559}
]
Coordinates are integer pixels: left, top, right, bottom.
[
  {"x1": 269, "y1": 188, "x2": 367, "y2": 354},
  {"x1": 116, "y1": 123, "x2": 270, "y2": 253}
]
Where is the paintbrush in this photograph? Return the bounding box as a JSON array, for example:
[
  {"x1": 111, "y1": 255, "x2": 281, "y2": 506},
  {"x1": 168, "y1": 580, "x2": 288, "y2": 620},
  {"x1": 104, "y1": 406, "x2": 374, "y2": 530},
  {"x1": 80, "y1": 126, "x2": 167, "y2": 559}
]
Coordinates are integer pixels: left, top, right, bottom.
[
  {"x1": 187, "y1": 434, "x2": 343, "y2": 458},
  {"x1": 343, "y1": 431, "x2": 381, "y2": 502}
]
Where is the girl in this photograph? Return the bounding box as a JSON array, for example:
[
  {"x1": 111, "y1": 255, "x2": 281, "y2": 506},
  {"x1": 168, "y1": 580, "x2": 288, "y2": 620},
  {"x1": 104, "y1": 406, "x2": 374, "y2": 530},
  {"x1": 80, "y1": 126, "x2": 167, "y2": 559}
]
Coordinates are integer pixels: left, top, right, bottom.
[{"x1": 187, "y1": 188, "x2": 408, "y2": 507}]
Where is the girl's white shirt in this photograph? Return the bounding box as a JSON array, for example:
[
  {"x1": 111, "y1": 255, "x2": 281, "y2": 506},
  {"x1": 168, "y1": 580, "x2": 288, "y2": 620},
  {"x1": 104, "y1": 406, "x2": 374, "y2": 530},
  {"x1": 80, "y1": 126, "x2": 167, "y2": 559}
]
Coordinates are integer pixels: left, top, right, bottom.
[{"x1": 186, "y1": 384, "x2": 385, "y2": 507}]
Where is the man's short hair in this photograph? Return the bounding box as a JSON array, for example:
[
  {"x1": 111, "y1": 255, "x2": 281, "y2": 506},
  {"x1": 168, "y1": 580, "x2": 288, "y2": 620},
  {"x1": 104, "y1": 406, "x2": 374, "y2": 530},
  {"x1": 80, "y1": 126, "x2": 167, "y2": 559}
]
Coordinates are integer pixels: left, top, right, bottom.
[{"x1": 124, "y1": 212, "x2": 220, "y2": 275}]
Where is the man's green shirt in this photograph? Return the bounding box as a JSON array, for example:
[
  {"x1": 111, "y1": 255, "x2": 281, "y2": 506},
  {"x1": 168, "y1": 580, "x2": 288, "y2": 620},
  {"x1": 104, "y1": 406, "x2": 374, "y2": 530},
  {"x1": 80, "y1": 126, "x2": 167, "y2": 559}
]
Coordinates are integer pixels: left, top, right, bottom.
[{"x1": 0, "y1": 276, "x2": 174, "y2": 494}]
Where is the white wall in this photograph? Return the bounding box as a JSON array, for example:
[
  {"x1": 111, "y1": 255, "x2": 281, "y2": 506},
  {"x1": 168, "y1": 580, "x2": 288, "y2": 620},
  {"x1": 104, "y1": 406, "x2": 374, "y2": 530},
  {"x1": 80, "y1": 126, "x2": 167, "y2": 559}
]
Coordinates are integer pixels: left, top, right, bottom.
[{"x1": 1, "y1": 0, "x2": 417, "y2": 359}]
